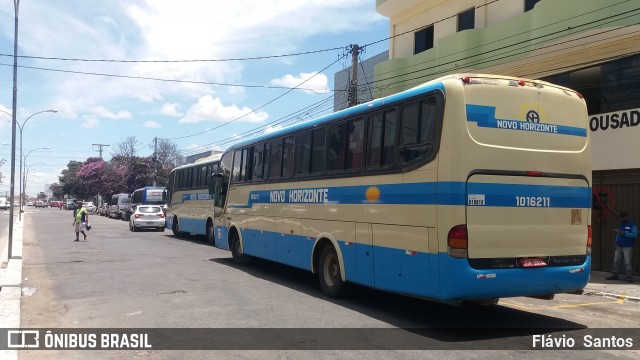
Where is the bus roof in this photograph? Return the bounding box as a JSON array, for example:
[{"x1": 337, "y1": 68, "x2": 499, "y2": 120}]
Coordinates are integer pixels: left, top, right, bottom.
[{"x1": 225, "y1": 73, "x2": 582, "y2": 153}]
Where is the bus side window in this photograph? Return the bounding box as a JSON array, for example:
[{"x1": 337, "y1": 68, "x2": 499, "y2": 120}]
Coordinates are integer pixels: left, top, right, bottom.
[
  {"x1": 346, "y1": 118, "x2": 364, "y2": 171},
  {"x1": 400, "y1": 97, "x2": 437, "y2": 164},
  {"x1": 310, "y1": 127, "x2": 326, "y2": 174},
  {"x1": 367, "y1": 109, "x2": 397, "y2": 169},
  {"x1": 269, "y1": 138, "x2": 283, "y2": 179},
  {"x1": 232, "y1": 149, "x2": 242, "y2": 183},
  {"x1": 282, "y1": 135, "x2": 295, "y2": 178},
  {"x1": 242, "y1": 147, "x2": 251, "y2": 182},
  {"x1": 328, "y1": 123, "x2": 346, "y2": 172},
  {"x1": 295, "y1": 131, "x2": 312, "y2": 175},
  {"x1": 252, "y1": 143, "x2": 265, "y2": 181}
]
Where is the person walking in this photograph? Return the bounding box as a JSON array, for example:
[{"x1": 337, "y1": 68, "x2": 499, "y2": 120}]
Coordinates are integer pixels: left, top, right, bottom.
[
  {"x1": 606, "y1": 211, "x2": 637, "y2": 283},
  {"x1": 73, "y1": 200, "x2": 89, "y2": 242}
]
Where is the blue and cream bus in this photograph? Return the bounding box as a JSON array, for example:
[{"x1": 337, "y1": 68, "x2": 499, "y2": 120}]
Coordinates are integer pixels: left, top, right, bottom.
[
  {"x1": 207, "y1": 74, "x2": 592, "y2": 304},
  {"x1": 165, "y1": 154, "x2": 221, "y2": 242}
]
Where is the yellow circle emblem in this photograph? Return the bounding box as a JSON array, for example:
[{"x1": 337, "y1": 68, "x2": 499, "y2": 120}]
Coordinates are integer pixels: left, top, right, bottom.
[{"x1": 365, "y1": 186, "x2": 381, "y2": 202}]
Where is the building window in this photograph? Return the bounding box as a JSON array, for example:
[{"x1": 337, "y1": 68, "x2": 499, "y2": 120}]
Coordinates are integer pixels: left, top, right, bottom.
[
  {"x1": 457, "y1": 8, "x2": 475, "y2": 32},
  {"x1": 414, "y1": 26, "x2": 434, "y2": 55},
  {"x1": 525, "y1": 0, "x2": 541, "y2": 12}
]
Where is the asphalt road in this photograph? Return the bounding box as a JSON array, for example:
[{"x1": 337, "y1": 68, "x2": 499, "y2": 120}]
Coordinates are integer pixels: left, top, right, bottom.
[{"x1": 16, "y1": 208, "x2": 640, "y2": 359}]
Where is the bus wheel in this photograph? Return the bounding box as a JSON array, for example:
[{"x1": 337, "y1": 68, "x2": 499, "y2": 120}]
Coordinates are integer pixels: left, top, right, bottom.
[
  {"x1": 318, "y1": 244, "x2": 344, "y2": 298},
  {"x1": 206, "y1": 220, "x2": 215, "y2": 245},
  {"x1": 230, "y1": 233, "x2": 251, "y2": 265},
  {"x1": 172, "y1": 218, "x2": 183, "y2": 238}
]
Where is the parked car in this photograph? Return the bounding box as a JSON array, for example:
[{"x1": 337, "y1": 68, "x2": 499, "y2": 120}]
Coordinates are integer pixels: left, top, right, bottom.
[
  {"x1": 82, "y1": 201, "x2": 96, "y2": 212},
  {"x1": 0, "y1": 196, "x2": 8, "y2": 210},
  {"x1": 109, "y1": 193, "x2": 131, "y2": 219},
  {"x1": 129, "y1": 205, "x2": 165, "y2": 232},
  {"x1": 64, "y1": 199, "x2": 77, "y2": 210}
]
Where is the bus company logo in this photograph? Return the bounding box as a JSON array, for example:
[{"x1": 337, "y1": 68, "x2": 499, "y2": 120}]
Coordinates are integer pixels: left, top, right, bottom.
[
  {"x1": 519, "y1": 103, "x2": 546, "y2": 123},
  {"x1": 526, "y1": 110, "x2": 540, "y2": 123},
  {"x1": 365, "y1": 186, "x2": 381, "y2": 202}
]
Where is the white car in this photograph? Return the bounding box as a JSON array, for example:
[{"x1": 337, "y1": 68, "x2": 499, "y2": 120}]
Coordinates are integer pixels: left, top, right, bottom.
[
  {"x1": 82, "y1": 201, "x2": 96, "y2": 212},
  {"x1": 0, "y1": 197, "x2": 8, "y2": 210},
  {"x1": 129, "y1": 205, "x2": 165, "y2": 232}
]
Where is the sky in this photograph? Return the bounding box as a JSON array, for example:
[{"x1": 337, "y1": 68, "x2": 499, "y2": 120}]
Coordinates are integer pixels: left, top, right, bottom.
[{"x1": 0, "y1": 0, "x2": 389, "y2": 197}]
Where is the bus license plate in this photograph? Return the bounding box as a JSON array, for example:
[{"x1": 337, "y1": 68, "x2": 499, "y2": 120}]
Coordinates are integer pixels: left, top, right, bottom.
[{"x1": 520, "y1": 257, "x2": 548, "y2": 268}]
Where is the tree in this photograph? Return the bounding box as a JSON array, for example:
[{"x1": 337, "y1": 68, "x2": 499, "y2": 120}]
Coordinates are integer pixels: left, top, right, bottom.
[
  {"x1": 49, "y1": 183, "x2": 64, "y2": 200},
  {"x1": 59, "y1": 161, "x2": 84, "y2": 199},
  {"x1": 152, "y1": 139, "x2": 182, "y2": 186},
  {"x1": 76, "y1": 157, "x2": 108, "y2": 198},
  {"x1": 111, "y1": 136, "x2": 140, "y2": 159}
]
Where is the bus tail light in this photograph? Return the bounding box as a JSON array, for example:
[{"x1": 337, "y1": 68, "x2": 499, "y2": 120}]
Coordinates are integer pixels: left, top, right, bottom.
[
  {"x1": 587, "y1": 225, "x2": 592, "y2": 255},
  {"x1": 448, "y1": 224, "x2": 468, "y2": 258}
]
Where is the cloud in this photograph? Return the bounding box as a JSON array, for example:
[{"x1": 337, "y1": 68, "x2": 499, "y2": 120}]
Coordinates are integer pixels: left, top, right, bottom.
[
  {"x1": 144, "y1": 120, "x2": 162, "y2": 129},
  {"x1": 91, "y1": 106, "x2": 132, "y2": 120},
  {"x1": 82, "y1": 117, "x2": 100, "y2": 129},
  {"x1": 270, "y1": 72, "x2": 330, "y2": 94},
  {"x1": 160, "y1": 103, "x2": 183, "y2": 117},
  {"x1": 180, "y1": 95, "x2": 268, "y2": 124}
]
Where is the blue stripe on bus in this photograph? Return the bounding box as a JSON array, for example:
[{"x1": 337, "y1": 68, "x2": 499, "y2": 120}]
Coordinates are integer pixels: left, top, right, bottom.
[
  {"x1": 227, "y1": 227, "x2": 590, "y2": 300},
  {"x1": 227, "y1": 182, "x2": 590, "y2": 209},
  {"x1": 466, "y1": 104, "x2": 588, "y2": 137}
]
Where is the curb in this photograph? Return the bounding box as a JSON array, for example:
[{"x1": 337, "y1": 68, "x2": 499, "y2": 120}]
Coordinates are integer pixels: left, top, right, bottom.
[{"x1": 583, "y1": 289, "x2": 640, "y2": 303}]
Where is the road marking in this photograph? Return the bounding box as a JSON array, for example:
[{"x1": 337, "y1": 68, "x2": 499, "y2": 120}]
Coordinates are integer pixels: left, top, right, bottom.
[{"x1": 499, "y1": 296, "x2": 626, "y2": 310}]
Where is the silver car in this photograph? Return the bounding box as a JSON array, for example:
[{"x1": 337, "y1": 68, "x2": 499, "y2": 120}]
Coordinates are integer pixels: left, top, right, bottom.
[
  {"x1": 129, "y1": 205, "x2": 165, "y2": 232},
  {"x1": 82, "y1": 201, "x2": 96, "y2": 212}
]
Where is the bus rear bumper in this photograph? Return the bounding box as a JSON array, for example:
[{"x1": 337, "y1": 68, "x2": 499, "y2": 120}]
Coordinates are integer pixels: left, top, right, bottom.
[{"x1": 437, "y1": 254, "x2": 591, "y2": 301}]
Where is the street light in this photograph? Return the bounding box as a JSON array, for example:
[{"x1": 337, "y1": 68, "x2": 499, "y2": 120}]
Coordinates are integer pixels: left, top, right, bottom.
[
  {"x1": 21, "y1": 147, "x2": 50, "y2": 216},
  {"x1": 17, "y1": 109, "x2": 57, "y2": 219},
  {"x1": 23, "y1": 161, "x2": 46, "y2": 206},
  {"x1": 7, "y1": 0, "x2": 21, "y2": 262},
  {"x1": 1, "y1": 109, "x2": 56, "y2": 218}
]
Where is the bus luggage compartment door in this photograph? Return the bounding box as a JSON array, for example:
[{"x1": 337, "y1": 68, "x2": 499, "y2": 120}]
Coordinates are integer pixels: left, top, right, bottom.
[{"x1": 465, "y1": 174, "x2": 590, "y2": 261}]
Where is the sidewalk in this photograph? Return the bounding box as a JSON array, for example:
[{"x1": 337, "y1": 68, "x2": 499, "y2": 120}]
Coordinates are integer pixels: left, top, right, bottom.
[
  {"x1": 582, "y1": 267, "x2": 640, "y2": 302},
  {"x1": 0, "y1": 215, "x2": 23, "y2": 360}
]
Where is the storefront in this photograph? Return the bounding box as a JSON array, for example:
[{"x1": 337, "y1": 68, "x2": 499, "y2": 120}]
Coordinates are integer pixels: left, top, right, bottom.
[{"x1": 543, "y1": 54, "x2": 640, "y2": 273}]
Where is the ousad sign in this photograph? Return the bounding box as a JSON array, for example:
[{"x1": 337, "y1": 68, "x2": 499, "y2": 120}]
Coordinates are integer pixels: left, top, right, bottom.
[{"x1": 590, "y1": 108, "x2": 640, "y2": 170}]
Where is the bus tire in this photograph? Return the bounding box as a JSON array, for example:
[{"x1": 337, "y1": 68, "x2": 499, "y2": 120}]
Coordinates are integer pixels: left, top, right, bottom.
[
  {"x1": 230, "y1": 232, "x2": 251, "y2": 265},
  {"x1": 206, "y1": 220, "x2": 215, "y2": 245},
  {"x1": 318, "y1": 244, "x2": 344, "y2": 298},
  {"x1": 172, "y1": 217, "x2": 184, "y2": 238}
]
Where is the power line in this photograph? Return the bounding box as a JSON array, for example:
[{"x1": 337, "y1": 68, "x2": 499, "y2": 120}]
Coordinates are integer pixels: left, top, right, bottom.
[
  {"x1": 160, "y1": 51, "x2": 350, "y2": 142},
  {"x1": 0, "y1": 62, "x2": 338, "y2": 93},
  {"x1": 0, "y1": 47, "x2": 344, "y2": 63}
]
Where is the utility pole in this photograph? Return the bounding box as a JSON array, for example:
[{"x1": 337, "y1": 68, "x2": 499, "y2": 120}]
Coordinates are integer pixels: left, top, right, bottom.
[
  {"x1": 152, "y1": 137, "x2": 158, "y2": 186},
  {"x1": 92, "y1": 143, "x2": 110, "y2": 159},
  {"x1": 348, "y1": 44, "x2": 360, "y2": 108},
  {"x1": 92, "y1": 143, "x2": 109, "y2": 208}
]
